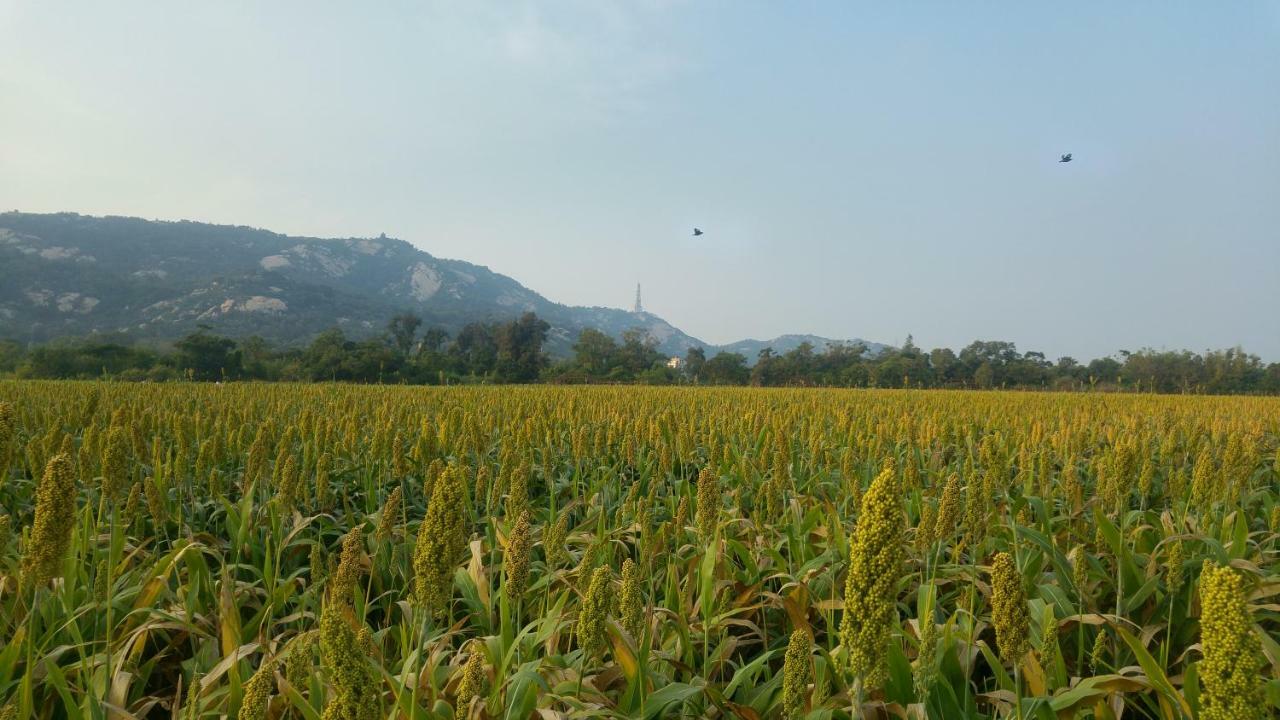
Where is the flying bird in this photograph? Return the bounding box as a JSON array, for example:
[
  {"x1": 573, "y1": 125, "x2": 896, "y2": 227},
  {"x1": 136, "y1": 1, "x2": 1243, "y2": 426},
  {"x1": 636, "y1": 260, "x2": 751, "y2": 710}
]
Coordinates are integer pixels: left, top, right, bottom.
[
  {"x1": 1059, "y1": 153, "x2": 1073, "y2": 163},
  {"x1": 692, "y1": 228, "x2": 704, "y2": 236}
]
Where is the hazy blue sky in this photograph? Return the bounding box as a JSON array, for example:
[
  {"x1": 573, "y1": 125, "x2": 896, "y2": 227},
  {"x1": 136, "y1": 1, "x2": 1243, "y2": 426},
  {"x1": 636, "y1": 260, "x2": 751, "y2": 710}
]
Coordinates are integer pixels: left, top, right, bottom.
[{"x1": 3, "y1": 2, "x2": 1278, "y2": 359}]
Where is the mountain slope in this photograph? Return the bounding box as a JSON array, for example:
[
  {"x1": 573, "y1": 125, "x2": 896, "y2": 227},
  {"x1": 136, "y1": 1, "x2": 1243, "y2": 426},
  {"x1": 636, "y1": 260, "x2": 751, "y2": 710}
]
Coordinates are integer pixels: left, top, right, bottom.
[
  {"x1": 0, "y1": 212, "x2": 885, "y2": 359},
  {"x1": 0, "y1": 212, "x2": 707, "y2": 356}
]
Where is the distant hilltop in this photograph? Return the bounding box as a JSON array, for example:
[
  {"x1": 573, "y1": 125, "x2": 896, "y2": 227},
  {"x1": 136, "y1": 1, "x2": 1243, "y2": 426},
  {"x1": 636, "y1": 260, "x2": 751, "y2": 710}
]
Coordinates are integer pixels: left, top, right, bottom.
[{"x1": 0, "y1": 211, "x2": 886, "y2": 358}]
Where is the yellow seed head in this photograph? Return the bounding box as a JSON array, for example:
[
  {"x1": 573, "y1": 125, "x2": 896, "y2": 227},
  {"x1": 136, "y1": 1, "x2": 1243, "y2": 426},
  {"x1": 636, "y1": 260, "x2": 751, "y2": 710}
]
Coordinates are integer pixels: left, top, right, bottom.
[
  {"x1": 1198, "y1": 562, "x2": 1266, "y2": 720},
  {"x1": 100, "y1": 425, "x2": 129, "y2": 502},
  {"x1": 376, "y1": 486, "x2": 403, "y2": 543},
  {"x1": 309, "y1": 542, "x2": 325, "y2": 586},
  {"x1": 1166, "y1": 541, "x2": 1185, "y2": 594},
  {"x1": 145, "y1": 473, "x2": 167, "y2": 525},
  {"x1": 506, "y1": 458, "x2": 529, "y2": 519},
  {"x1": 619, "y1": 557, "x2": 644, "y2": 640},
  {"x1": 914, "y1": 613, "x2": 939, "y2": 699},
  {"x1": 1191, "y1": 445, "x2": 1216, "y2": 507},
  {"x1": 413, "y1": 465, "x2": 468, "y2": 615},
  {"x1": 391, "y1": 431, "x2": 407, "y2": 478},
  {"x1": 123, "y1": 481, "x2": 142, "y2": 523},
  {"x1": 93, "y1": 558, "x2": 110, "y2": 601},
  {"x1": 184, "y1": 674, "x2": 201, "y2": 720},
  {"x1": 21, "y1": 453, "x2": 78, "y2": 590},
  {"x1": 455, "y1": 646, "x2": 487, "y2": 709},
  {"x1": 285, "y1": 633, "x2": 315, "y2": 690},
  {"x1": 503, "y1": 510, "x2": 532, "y2": 603},
  {"x1": 916, "y1": 502, "x2": 937, "y2": 549},
  {"x1": 781, "y1": 629, "x2": 810, "y2": 720},
  {"x1": 935, "y1": 473, "x2": 961, "y2": 542},
  {"x1": 245, "y1": 426, "x2": 271, "y2": 491},
  {"x1": 840, "y1": 465, "x2": 903, "y2": 688},
  {"x1": 1089, "y1": 627, "x2": 1108, "y2": 673},
  {"x1": 673, "y1": 495, "x2": 689, "y2": 535},
  {"x1": 1039, "y1": 610, "x2": 1058, "y2": 662},
  {"x1": 0, "y1": 401, "x2": 14, "y2": 445},
  {"x1": 474, "y1": 465, "x2": 490, "y2": 509},
  {"x1": 990, "y1": 552, "x2": 1030, "y2": 663},
  {"x1": 1070, "y1": 546, "x2": 1090, "y2": 605},
  {"x1": 315, "y1": 451, "x2": 333, "y2": 510},
  {"x1": 577, "y1": 565, "x2": 611, "y2": 661},
  {"x1": 695, "y1": 466, "x2": 719, "y2": 539},
  {"x1": 277, "y1": 454, "x2": 301, "y2": 510},
  {"x1": 237, "y1": 660, "x2": 275, "y2": 720},
  {"x1": 319, "y1": 601, "x2": 379, "y2": 720},
  {"x1": 330, "y1": 527, "x2": 365, "y2": 606},
  {"x1": 544, "y1": 509, "x2": 570, "y2": 567}
]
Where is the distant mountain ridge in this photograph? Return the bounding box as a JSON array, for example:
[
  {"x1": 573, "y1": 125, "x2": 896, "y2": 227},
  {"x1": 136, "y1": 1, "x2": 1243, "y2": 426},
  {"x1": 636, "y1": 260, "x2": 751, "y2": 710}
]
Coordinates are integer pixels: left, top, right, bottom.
[
  {"x1": 718, "y1": 334, "x2": 890, "y2": 365},
  {"x1": 0, "y1": 212, "x2": 884, "y2": 359}
]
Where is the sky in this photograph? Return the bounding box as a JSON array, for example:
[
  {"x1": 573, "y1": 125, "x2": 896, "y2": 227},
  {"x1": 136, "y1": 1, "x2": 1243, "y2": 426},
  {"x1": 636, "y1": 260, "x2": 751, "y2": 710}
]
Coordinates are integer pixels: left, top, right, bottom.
[{"x1": 2, "y1": 1, "x2": 1278, "y2": 360}]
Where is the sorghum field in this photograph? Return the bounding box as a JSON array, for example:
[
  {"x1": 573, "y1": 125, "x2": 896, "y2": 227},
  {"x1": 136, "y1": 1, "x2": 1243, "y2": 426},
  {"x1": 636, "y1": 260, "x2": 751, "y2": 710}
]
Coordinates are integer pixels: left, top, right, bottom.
[{"x1": 1, "y1": 382, "x2": 1278, "y2": 719}]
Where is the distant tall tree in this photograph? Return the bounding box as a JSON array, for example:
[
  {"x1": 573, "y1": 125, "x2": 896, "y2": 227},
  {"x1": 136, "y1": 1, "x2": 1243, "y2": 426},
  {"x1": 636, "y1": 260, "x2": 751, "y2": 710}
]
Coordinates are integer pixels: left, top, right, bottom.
[
  {"x1": 929, "y1": 347, "x2": 958, "y2": 385},
  {"x1": 387, "y1": 313, "x2": 422, "y2": 357},
  {"x1": 301, "y1": 329, "x2": 351, "y2": 381},
  {"x1": 617, "y1": 328, "x2": 663, "y2": 376},
  {"x1": 493, "y1": 313, "x2": 550, "y2": 383},
  {"x1": 684, "y1": 346, "x2": 707, "y2": 381},
  {"x1": 419, "y1": 328, "x2": 449, "y2": 355},
  {"x1": 573, "y1": 329, "x2": 618, "y2": 377},
  {"x1": 750, "y1": 348, "x2": 777, "y2": 386},
  {"x1": 704, "y1": 352, "x2": 750, "y2": 385},
  {"x1": 240, "y1": 336, "x2": 277, "y2": 379},
  {"x1": 451, "y1": 323, "x2": 498, "y2": 376},
  {"x1": 174, "y1": 331, "x2": 242, "y2": 381}
]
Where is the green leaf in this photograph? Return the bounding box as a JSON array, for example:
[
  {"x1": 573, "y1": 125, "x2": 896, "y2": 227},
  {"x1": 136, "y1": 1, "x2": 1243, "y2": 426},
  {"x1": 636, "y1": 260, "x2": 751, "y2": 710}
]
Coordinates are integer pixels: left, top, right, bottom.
[
  {"x1": 642, "y1": 682, "x2": 705, "y2": 720},
  {"x1": 1113, "y1": 625, "x2": 1192, "y2": 719}
]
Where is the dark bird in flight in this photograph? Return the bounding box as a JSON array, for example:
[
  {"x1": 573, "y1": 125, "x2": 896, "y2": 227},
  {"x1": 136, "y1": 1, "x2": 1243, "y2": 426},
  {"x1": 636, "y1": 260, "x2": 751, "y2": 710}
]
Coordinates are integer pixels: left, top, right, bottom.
[
  {"x1": 692, "y1": 228, "x2": 704, "y2": 236},
  {"x1": 1059, "y1": 153, "x2": 1073, "y2": 163}
]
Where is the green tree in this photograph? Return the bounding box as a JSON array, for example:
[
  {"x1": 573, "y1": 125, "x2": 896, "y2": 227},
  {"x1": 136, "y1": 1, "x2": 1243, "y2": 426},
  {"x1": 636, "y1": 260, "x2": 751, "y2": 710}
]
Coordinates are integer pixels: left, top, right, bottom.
[
  {"x1": 705, "y1": 352, "x2": 750, "y2": 385},
  {"x1": 683, "y1": 346, "x2": 707, "y2": 382},
  {"x1": 493, "y1": 313, "x2": 549, "y2": 383},
  {"x1": 450, "y1": 323, "x2": 498, "y2": 376},
  {"x1": 387, "y1": 313, "x2": 422, "y2": 357},
  {"x1": 174, "y1": 331, "x2": 242, "y2": 380},
  {"x1": 572, "y1": 328, "x2": 618, "y2": 377}
]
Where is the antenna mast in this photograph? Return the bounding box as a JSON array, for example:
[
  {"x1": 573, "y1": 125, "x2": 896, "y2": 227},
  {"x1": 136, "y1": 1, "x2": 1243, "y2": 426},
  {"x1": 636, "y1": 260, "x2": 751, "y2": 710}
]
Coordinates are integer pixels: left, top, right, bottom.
[{"x1": 634, "y1": 283, "x2": 643, "y2": 313}]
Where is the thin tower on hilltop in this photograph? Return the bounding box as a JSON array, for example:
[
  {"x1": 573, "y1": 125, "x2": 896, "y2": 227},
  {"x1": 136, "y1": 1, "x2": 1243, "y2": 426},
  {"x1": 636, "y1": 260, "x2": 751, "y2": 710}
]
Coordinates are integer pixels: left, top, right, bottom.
[{"x1": 634, "y1": 283, "x2": 643, "y2": 314}]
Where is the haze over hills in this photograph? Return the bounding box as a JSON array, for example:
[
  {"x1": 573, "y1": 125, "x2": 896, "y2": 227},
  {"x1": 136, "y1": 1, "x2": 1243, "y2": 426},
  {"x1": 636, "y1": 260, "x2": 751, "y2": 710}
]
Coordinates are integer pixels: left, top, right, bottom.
[{"x1": 0, "y1": 212, "x2": 885, "y2": 359}]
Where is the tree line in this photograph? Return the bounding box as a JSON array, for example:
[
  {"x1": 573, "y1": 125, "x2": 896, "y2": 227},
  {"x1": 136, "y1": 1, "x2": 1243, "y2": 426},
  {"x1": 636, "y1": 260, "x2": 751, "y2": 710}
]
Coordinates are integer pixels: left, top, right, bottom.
[{"x1": 2, "y1": 312, "x2": 1278, "y2": 395}]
